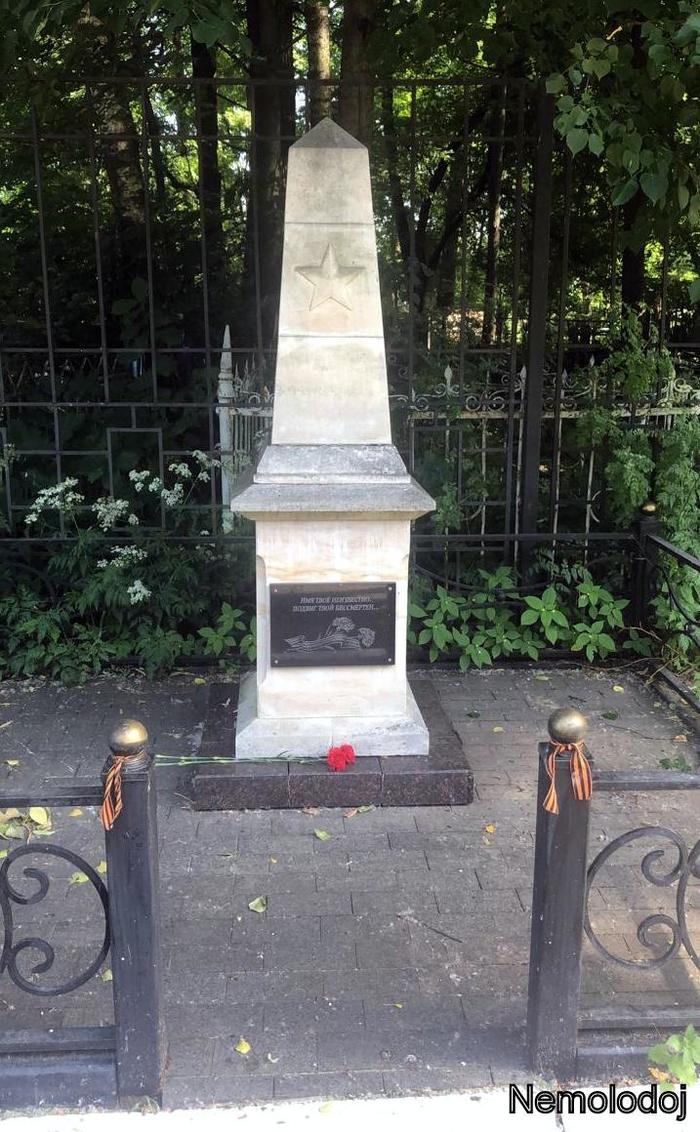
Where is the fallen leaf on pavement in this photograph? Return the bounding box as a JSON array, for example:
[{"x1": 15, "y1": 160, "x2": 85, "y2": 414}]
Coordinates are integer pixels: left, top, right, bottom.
[
  {"x1": 248, "y1": 896, "x2": 267, "y2": 914},
  {"x1": 69, "y1": 871, "x2": 88, "y2": 885},
  {"x1": 314, "y1": 829, "x2": 332, "y2": 841},
  {"x1": 69, "y1": 808, "x2": 83, "y2": 817},
  {"x1": 357, "y1": 805, "x2": 375, "y2": 813},
  {"x1": 612, "y1": 684, "x2": 625, "y2": 693},
  {"x1": 4, "y1": 760, "x2": 19, "y2": 768},
  {"x1": 193, "y1": 677, "x2": 207, "y2": 686},
  {"x1": 484, "y1": 823, "x2": 496, "y2": 835},
  {"x1": 302, "y1": 806, "x2": 320, "y2": 816},
  {"x1": 492, "y1": 726, "x2": 504, "y2": 733},
  {"x1": 234, "y1": 1037, "x2": 251, "y2": 1055},
  {"x1": 674, "y1": 734, "x2": 688, "y2": 742},
  {"x1": 97, "y1": 861, "x2": 108, "y2": 875},
  {"x1": 344, "y1": 808, "x2": 358, "y2": 819},
  {"x1": 28, "y1": 807, "x2": 50, "y2": 828},
  {"x1": 100, "y1": 969, "x2": 113, "y2": 983}
]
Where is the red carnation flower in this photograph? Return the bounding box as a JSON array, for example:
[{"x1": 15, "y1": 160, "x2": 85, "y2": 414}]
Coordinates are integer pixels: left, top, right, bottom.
[{"x1": 326, "y1": 743, "x2": 357, "y2": 772}]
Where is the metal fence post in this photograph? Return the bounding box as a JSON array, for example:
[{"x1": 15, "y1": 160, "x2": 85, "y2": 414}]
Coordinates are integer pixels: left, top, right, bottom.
[
  {"x1": 526, "y1": 708, "x2": 592, "y2": 1081},
  {"x1": 103, "y1": 721, "x2": 163, "y2": 1107},
  {"x1": 631, "y1": 500, "x2": 660, "y2": 628}
]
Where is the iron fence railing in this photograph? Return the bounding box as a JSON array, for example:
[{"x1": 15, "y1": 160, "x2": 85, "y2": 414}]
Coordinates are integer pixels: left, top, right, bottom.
[
  {"x1": 1, "y1": 74, "x2": 698, "y2": 569},
  {"x1": 0, "y1": 723, "x2": 163, "y2": 1110},
  {"x1": 527, "y1": 709, "x2": 700, "y2": 1082}
]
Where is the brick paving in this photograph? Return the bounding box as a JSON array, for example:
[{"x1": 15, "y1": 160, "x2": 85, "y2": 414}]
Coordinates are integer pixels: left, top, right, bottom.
[{"x1": 0, "y1": 664, "x2": 699, "y2": 1106}]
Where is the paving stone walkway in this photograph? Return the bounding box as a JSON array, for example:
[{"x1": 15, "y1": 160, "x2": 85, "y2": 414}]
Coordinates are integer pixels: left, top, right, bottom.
[{"x1": 0, "y1": 665, "x2": 699, "y2": 1107}]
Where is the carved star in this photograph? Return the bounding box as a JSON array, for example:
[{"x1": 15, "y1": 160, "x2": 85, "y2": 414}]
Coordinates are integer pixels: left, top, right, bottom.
[{"x1": 295, "y1": 244, "x2": 364, "y2": 311}]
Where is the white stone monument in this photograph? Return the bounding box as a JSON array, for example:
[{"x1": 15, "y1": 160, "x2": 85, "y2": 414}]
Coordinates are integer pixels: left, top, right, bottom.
[{"x1": 231, "y1": 118, "x2": 435, "y2": 760}]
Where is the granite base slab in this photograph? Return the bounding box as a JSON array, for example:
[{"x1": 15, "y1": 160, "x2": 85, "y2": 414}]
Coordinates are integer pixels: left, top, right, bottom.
[
  {"x1": 234, "y1": 670, "x2": 429, "y2": 760},
  {"x1": 190, "y1": 675, "x2": 473, "y2": 810}
]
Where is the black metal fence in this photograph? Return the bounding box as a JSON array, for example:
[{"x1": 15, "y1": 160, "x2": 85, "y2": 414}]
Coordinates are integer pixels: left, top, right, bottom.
[
  {"x1": 1, "y1": 75, "x2": 698, "y2": 586},
  {"x1": 0, "y1": 724, "x2": 162, "y2": 1109},
  {"x1": 527, "y1": 715, "x2": 700, "y2": 1082}
]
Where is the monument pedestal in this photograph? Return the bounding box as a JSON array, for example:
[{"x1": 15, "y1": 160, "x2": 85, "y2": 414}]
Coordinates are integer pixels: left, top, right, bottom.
[{"x1": 231, "y1": 444, "x2": 433, "y2": 760}]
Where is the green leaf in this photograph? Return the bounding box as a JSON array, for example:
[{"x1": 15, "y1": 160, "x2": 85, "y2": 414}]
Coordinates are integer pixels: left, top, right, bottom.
[
  {"x1": 546, "y1": 73, "x2": 566, "y2": 95},
  {"x1": 521, "y1": 609, "x2": 540, "y2": 626},
  {"x1": 640, "y1": 170, "x2": 668, "y2": 205},
  {"x1": 566, "y1": 128, "x2": 588, "y2": 156},
  {"x1": 649, "y1": 1042, "x2": 670, "y2": 1065},
  {"x1": 314, "y1": 829, "x2": 332, "y2": 842},
  {"x1": 248, "y1": 896, "x2": 267, "y2": 914},
  {"x1": 408, "y1": 603, "x2": 426, "y2": 618},
  {"x1": 69, "y1": 871, "x2": 89, "y2": 885},
  {"x1": 612, "y1": 178, "x2": 638, "y2": 207},
  {"x1": 588, "y1": 132, "x2": 604, "y2": 156}
]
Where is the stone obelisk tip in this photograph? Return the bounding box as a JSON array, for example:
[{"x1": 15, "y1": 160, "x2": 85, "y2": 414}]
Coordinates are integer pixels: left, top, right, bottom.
[
  {"x1": 272, "y1": 120, "x2": 390, "y2": 445},
  {"x1": 292, "y1": 117, "x2": 366, "y2": 150}
]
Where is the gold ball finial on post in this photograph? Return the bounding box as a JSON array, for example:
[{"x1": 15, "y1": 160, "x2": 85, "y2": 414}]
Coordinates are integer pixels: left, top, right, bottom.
[
  {"x1": 547, "y1": 707, "x2": 587, "y2": 746},
  {"x1": 109, "y1": 719, "x2": 149, "y2": 758}
]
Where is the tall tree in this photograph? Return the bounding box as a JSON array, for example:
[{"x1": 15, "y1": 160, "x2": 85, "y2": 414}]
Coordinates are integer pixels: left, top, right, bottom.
[
  {"x1": 305, "y1": 1, "x2": 332, "y2": 124},
  {"x1": 191, "y1": 35, "x2": 225, "y2": 324},
  {"x1": 339, "y1": 0, "x2": 377, "y2": 146},
  {"x1": 244, "y1": 0, "x2": 296, "y2": 355}
]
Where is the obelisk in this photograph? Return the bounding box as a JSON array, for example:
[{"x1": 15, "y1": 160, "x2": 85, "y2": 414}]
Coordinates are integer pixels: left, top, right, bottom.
[{"x1": 231, "y1": 118, "x2": 435, "y2": 759}]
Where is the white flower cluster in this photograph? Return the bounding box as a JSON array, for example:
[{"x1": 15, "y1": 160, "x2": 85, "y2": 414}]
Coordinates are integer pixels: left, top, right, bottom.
[
  {"x1": 192, "y1": 450, "x2": 221, "y2": 483},
  {"x1": 161, "y1": 482, "x2": 185, "y2": 508},
  {"x1": 128, "y1": 470, "x2": 150, "y2": 493},
  {"x1": 168, "y1": 462, "x2": 192, "y2": 479},
  {"x1": 93, "y1": 497, "x2": 131, "y2": 531},
  {"x1": 127, "y1": 580, "x2": 151, "y2": 605},
  {"x1": 96, "y1": 546, "x2": 148, "y2": 570},
  {"x1": 25, "y1": 478, "x2": 85, "y2": 525}
]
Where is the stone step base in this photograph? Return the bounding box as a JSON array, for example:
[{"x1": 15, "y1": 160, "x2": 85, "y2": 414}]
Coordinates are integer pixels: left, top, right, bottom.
[{"x1": 189, "y1": 676, "x2": 473, "y2": 810}]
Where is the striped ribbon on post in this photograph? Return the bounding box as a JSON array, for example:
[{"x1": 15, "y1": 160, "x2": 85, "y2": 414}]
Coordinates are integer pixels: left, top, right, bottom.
[
  {"x1": 102, "y1": 720, "x2": 149, "y2": 832},
  {"x1": 543, "y1": 740, "x2": 592, "y2": 815}
]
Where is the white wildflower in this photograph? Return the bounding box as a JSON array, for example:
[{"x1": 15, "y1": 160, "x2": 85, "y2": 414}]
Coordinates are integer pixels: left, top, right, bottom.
[
  {"x1": 192, "y1": 450, "x2": 209, "y2": 465},
  {"x1": 161, "y1": 483, "x2": 185, "y2": 508},
  {"x1": 110, "y1": 546, "x2": 148, "y2": 568},
  {"x1": 127, "y1": 580, "x2": 151, "y2": 605},
  {"x1": 168, "y1": 462, "x2": 192, "y2": 479},
  {"x1": 197, "y1": 470, "x2": 210, "y2": 482},
  {"x1": 129, "y1": 470, "x2": 151, "y2": 493},
  {"x1": 127, "y1": 513, "x2": 139, "y2": 526},
  {"x1": 148, "y1": 477, "x2": 163, "y2": 494},
  {"x1": 93, "y1": 497, "x2": 130, "y2": 531},
  {"x1": 96, "y1": 559, "x2": 108, "y2": 569},
  {"x1": 25, "y1": 478, "x2": 85, "y2": 526}
]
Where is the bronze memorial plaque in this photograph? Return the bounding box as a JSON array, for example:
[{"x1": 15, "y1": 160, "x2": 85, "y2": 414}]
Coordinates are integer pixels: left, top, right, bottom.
[{"x1": 270, "y1": 583, "x2": 396, "y2": 667}]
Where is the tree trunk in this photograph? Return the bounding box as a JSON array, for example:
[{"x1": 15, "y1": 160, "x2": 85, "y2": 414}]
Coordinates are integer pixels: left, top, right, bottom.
[
  {"x1": 621, "y1": 194, "x2": 645, "y2": 309},
  {"x1": 339, "y1": 0, "x2": 377, "y2": 146},
  {"x1": 191, "y1": 36, "x2": 225, "y2": 326},
  {"x1": 243, "y1": 0, "x2": 296, "y2": 362},
  {"x1": 76, "y1": 15, "x2": 145, "y2": 292},
  {"x1": 620, "y1": 21, "x2": 646, "y2": 313},
  {"x1": 482, "y1": 88, "x2": 505, "y2": 345},
  {"x1": 305, "y1": 2, "x2": 332, "y2": 125}
]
